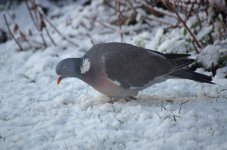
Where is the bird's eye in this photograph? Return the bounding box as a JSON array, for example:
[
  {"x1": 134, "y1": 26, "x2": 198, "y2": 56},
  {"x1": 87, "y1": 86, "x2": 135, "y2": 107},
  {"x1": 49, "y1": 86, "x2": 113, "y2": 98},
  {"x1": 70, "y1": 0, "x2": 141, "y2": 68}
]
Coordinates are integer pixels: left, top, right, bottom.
[{"x1": 63, "y1": 67, "x2": 67, "y2": 70}]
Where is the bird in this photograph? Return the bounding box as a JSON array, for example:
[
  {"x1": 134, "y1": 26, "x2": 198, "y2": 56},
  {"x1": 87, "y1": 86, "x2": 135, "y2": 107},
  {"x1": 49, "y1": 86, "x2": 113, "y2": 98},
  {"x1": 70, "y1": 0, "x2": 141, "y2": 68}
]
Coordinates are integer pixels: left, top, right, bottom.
[{"x1": 56, "y1": 42, "x2": 213, "y2": 100}]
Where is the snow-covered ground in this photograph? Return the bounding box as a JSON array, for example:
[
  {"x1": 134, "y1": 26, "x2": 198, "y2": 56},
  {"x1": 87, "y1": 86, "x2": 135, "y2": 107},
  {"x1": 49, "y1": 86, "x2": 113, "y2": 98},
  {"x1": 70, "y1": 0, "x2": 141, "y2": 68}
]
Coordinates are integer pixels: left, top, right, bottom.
[{"x1": 0, "y1": 1, "x2": 227, "y2": 150}]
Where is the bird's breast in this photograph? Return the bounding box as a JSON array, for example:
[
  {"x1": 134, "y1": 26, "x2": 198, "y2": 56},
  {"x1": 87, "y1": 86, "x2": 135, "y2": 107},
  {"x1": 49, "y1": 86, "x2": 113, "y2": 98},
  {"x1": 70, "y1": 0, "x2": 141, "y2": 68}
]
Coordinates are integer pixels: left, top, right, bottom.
[{"x1": 81, "y1": 68, "x2": 138, "y2": 99}]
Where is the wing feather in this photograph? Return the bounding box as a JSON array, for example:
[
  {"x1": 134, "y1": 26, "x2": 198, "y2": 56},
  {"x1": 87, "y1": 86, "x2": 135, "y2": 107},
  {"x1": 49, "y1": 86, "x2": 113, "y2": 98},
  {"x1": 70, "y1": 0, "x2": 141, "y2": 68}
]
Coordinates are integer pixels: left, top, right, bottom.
[
  {"x1": 101, "y1": 43, "x2": 172, "y2": 88},
  {"x1": 87, "y1": 43, "x2": 194, "y2": 89}
]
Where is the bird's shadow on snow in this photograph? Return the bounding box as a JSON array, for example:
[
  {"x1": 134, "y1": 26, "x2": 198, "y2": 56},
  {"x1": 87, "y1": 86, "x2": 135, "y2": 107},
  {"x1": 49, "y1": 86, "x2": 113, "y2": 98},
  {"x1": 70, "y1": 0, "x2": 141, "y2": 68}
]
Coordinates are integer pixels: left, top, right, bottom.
[{"x1": 78, "y1": 92, "x2": 201, "y2": 110}]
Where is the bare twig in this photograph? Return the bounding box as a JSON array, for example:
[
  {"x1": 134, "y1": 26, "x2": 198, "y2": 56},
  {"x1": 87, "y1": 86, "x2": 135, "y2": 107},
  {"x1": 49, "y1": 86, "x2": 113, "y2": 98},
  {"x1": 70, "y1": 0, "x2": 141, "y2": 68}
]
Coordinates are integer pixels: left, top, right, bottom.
[
  {"x1": 192, "y1": 41, "x2": 198, "y2": 52},
  {"x1": 32, "y1": 1, "x2": 40, "y2": 29},
  {"x1": 140, "y1": 0, "x2": 177, "y2": 19},
  {"x1": 28, "y1": 0, "x2": 77, "y2": 47},
  {"x1": 164, "y1": 22, "x2": 180, "y2": 31},
  {"x1": 86, "y1": 33, "x2": 95, "y2": 45},
  {"x1": 196, "y1": 14, "x2": 202, "y2": 30},
  {"x1": 39, "y1": 32, "x2": 47, "y2": 47},
  {"x1": 161, "y1": 101, "x2": 166, "y2": 111},
  {"x1": 95, "y1": 19, "x2": 116, "y2": 30},
  {"x1": 126, "y1": 0, "x2": 137, "y2": 14},
  {"x1": 180, "y1": 100, "x2": 190, "y2": 105},
  {"x1": 103, "y1": 0, "x2": 115, "y2": 9},
  {"x1": 163, "y1": 0, "x2": 202, "y2": 53},
  {"x1": 186, "y1": 1, "x2": 196, "y2": 19},
  {"x1": 3, "y1": 14, "x2": 23, "y2": 51},
  {"x1": 40, "y1": 14, "x2": 79, "y2": 47},
  {"x1": 17, "y1": 24, "x2": 32, "y2": 49},
  {"x1": 145, "y1": 15, "x2": 173, "y2": 25},
  {"x1": 39, "y1": 14, "x2": 56, "y2": 46},
  {"x1": 45, "y1": 27, "x2": 56, "y2": 46},
  {"x1": 25, "y1": 0, "x2": 47, "y2": 47},
  {"x1": 25, "y1": 0, "x2": 38, "y2": 29},
  {"x1": 116, "y1": 0, "x2": 123, "y2": 42}
]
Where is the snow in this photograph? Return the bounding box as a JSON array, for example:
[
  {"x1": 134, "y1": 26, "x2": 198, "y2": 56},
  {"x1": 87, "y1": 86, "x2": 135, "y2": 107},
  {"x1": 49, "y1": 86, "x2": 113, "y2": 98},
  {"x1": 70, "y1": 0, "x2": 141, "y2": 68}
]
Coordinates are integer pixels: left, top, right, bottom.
[
  {"x1": 80, "y1": 58, "x2": 90, "y2": 74},
  {"x1": 0, "y1": 1, "x2": 227, "y2": 150},
  {"x1": 109, "y1": 79, "x2": 121, "y2": 87},
  {"x1": 196, "y1": 26, "x2": 213, "y2": 41},
  {"x1": 197, "y1": 45, "x2": 225, "y2": 70}
]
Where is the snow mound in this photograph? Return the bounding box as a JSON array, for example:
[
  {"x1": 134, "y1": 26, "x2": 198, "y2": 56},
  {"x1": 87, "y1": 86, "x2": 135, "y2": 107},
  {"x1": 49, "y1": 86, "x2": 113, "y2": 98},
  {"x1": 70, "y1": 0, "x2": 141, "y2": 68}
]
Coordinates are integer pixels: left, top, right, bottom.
[{"x1": 0, "y1": 1, "x2": 227, "y2": 150}]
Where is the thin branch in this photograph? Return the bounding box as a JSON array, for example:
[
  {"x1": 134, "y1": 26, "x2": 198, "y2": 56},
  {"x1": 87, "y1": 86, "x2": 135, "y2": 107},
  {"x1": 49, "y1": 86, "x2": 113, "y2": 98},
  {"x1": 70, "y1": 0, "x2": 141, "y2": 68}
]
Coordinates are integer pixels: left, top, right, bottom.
[
  {"x1": 140, "y1": 0, "x2": 177, "y2": 19},
  {"x1": 142, "y1": 0, "x2": 177, "y2": 19},
  {"x1": 163, "y1": 0, "x2": 202, "y2": 53},
  {"x1": 180, "y1": 100, "x2": 190, "y2": 105},
  {"x1": 25, "y1": 0, "x2": 47, "y2": 47},
  {"x1": 145, "y1": 15, "x2": 173, "y2": 25},
  {"x1": 39, "y1": 32, "x2": 47, "y2": 47},
  {"x1": 116, "y1": 0, "x2": 124, "y2": 42},
  {"x1": 45, "y1": 27, "x2": 56, "y2": 46},
  {"x1": 39, "y1": 12, "x2": 79, "y2": 47},
  {"x1": 40, "y1": 14, "x2": 56, "y2": 46},
  {"x1": 18, "y1": 26, "x2": 32, "y2": 49},
  {"x1": 186, "y1": 1, "x2": 196, "y2": 19},
  {"x1": 126, "y1": 0, "x2": 137, "y2": 14},
  {"x1": 3, "y1": 14, "x2": 23, "y2": 51},
  {"x1": 25, "y1": 0, "x2": 38, "y2": 29},
  {"x1": 86, "y1": 33, "x2": 95, "y2": 45},
  {"x1": 95, "y1": 19, "x2": 116, "y2": 30}
]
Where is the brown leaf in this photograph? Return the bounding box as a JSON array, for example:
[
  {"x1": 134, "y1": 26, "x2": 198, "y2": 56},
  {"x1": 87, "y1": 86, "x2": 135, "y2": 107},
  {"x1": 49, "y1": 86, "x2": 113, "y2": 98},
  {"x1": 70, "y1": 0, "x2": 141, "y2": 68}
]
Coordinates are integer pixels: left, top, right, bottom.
[
  {"x1": 40, "y1": 18, "x2": 46, "y2": 31},
  {"x1": 13, "y1": 23, "x2": 19, "y2": 33},
  {"x1": 31, "y1": 0, "x2": 38, "y2": 10},
  {"x1": 28, "y1": 29, "x2": 33, "y2": 36}
]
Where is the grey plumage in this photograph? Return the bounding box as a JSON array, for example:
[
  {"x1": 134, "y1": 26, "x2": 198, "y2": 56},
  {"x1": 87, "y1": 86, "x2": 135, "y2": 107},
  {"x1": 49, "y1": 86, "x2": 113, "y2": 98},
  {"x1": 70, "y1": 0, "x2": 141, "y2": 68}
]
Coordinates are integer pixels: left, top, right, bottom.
[{"x1": 56, "y1": 42, "x2": 213, "y2": 99}]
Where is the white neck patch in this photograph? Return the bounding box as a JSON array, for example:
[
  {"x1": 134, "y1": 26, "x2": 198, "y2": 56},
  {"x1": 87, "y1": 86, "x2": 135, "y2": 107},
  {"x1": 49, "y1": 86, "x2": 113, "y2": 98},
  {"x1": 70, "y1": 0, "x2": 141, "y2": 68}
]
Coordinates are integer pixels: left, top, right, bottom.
[{"x1": 80, "y1": 58, "x2": 91, "y2": 74}]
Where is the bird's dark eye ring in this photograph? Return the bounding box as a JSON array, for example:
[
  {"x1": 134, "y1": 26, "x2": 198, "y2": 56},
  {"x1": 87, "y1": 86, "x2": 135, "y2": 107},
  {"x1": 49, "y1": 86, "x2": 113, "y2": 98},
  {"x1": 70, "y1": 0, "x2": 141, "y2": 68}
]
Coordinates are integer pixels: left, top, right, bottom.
[{"x1": 63, "y1": 67, "x2": 67, "y2": 70}]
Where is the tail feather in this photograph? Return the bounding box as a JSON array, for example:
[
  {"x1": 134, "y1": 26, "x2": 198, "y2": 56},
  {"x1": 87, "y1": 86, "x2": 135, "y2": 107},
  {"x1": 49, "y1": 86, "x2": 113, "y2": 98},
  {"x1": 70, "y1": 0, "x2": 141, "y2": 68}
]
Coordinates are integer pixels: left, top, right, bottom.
[
  {"x1": 170, "y1": 69, "x2": 214, "y2": 84},
  {"x1": 163, "y1": 53, "x2": 213, "y2": 84},
  {"x1": 170, "y1": 59, "x2": 194, "y2": 72},
  {"x1": 164, "y1": 53, "x2": 190, "y2": 59}
]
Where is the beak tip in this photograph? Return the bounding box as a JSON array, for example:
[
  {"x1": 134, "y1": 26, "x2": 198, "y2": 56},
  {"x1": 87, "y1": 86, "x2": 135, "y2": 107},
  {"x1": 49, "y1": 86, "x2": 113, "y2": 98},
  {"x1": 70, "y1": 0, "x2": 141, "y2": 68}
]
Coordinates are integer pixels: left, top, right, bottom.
[{"x1": 57, "y1": 75, "x2": 62, "y2": 85}]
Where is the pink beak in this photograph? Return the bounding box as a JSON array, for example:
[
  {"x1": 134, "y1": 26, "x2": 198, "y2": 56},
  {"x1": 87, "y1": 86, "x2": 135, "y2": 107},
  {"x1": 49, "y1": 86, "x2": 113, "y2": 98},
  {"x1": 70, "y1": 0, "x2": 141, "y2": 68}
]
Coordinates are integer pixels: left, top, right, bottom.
[{"x1": 57, "y1": 75, "x2": 62, "y2": 85}]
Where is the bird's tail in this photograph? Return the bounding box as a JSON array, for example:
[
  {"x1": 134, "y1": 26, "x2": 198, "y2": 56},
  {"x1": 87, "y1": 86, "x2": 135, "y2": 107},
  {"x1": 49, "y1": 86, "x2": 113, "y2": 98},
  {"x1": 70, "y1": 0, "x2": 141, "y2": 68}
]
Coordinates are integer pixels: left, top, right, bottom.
[{"x1": 170, "y1": 69, "x2": 214, "y2": 84}]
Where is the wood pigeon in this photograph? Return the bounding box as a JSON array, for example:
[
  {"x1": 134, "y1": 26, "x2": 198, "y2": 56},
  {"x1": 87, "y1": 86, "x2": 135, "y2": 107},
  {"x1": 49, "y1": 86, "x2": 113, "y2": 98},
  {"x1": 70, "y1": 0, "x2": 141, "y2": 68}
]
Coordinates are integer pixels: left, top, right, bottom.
[{"x1": 56, "y1": 42, "x2": 213, "y2": 99}]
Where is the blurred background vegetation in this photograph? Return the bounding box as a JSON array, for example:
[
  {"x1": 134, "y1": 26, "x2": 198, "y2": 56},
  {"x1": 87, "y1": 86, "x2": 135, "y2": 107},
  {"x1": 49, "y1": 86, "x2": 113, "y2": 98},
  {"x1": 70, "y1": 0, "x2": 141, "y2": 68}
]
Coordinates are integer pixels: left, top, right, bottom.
[{"x1": 0, "y1": 0, "x2": 226, "y2": 75}]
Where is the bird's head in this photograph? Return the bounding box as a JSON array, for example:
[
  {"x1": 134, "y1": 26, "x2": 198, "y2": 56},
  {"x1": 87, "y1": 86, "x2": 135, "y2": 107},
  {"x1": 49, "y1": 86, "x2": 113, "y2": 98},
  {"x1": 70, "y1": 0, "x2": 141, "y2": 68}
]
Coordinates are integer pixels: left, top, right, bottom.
[{"x1": 55, "y1": 58, "x2": 82, "y2": 84}]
